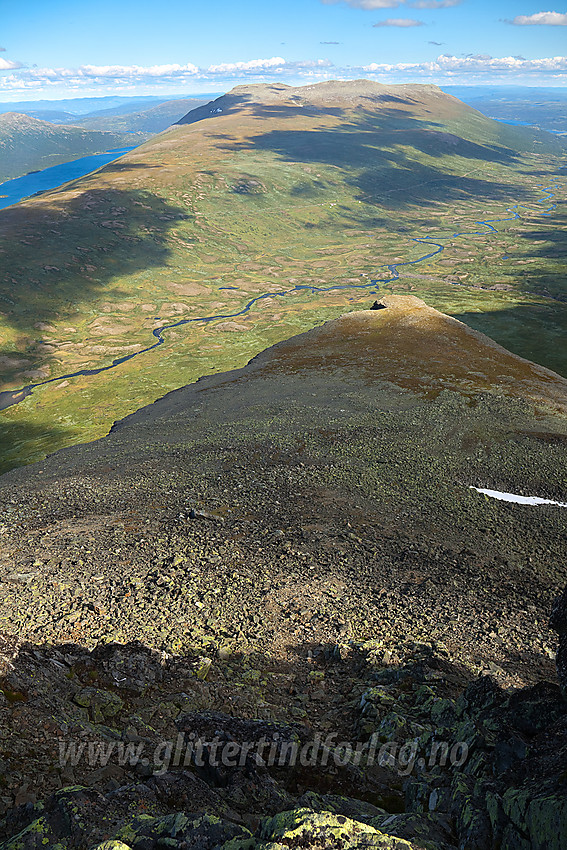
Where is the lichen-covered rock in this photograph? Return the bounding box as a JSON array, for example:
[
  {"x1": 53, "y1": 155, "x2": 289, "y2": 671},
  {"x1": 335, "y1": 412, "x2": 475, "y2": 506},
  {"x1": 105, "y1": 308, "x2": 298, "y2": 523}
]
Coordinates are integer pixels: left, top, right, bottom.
[
  {"x1": 258, "y1": 808, "x2": 418, "y2": 848},
  {"x1": 2, "y1": 786, "x2": 107, "y2": 849},
  {"x1": 448, "y1": 773, "x2": 493, "y2": 850},
  {"x1": 371, "y1": 812, "x2": 455, "y2": 850},
  {"x1": 357, "y1": 655, "x2": 567, "y2": 850},
  {"x1": 193, "y1": 656, "x2": 213, "y2": 681},
  {"x1": 0, "y1": 801, "x2": 46, "y2": 846},
  {"x1": 73, "y1": 687, "x2": 124, "y2": 723},
  {"x1": 298, "y1": 791, "x2": 388, "y2": 824},
  {"x1": 116, "y1": 812, "x2": 252, "y2": 849},
  {"x1": 142, "y1": 769, "x2": 232, "y2": 817},
  {"x1": 219, "y1": 838, "x2": 257, "y2": 850},
  {"x1": 499, "y1": 788, "x2": 567, "y2": 850},
  {"x1": 3, "y1": 815, "x2": 56, "y2": 850},
  {"x1": 175, "y1": 710, "x2": 308, "y2": 787},
  {"x1": 90, "y1": 641, "x2": 166, "y2": 693},
  {"x1": 1, "y1": 641, "x2": 566, "y2": 850},
  {"x1": 223, "y1": 765, "x2": 295, "y2": 817}
]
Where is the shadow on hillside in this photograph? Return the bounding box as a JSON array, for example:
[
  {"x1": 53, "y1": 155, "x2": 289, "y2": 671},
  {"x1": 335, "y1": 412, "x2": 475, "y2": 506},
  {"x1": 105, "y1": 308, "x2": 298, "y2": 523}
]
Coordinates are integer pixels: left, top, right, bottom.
[
  {"x1": 0, "y1": 621, "x2": 559, "y2": 830},
  {"x1": 0, "y1": 186, "x2": 189, "y2": 470},
  {"x1": 451, "y1": 302, "x2": 567, "y2": 378},
  {"x1": 0, "y1": 185, "x2": 189, "y2": 359},
  {"x1": 98, "y1": 162, "x2": 163, "y2": 173},
  {"x1": 510, "y1": 209, "x2": 567, "y2": 302},
  {"x1": 0, "y1": 418, "x2": 76, "y2": 477},
  {"x1": 214, "y1": 107, "x2": 529, "y2": 211},
  {"x1": 177, "y1": 92, "x2": 347, "y2": 126},
  {"x1": 176, "y1": 92, "x2": 253, "y2": 124}
]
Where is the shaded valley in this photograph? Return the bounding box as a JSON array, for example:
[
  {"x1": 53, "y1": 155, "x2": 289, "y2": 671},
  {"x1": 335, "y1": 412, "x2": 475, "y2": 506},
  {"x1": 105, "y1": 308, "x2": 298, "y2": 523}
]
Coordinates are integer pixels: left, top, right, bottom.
[{"x1": 0, "y1": 80, "x2": 565, "y2": 475}]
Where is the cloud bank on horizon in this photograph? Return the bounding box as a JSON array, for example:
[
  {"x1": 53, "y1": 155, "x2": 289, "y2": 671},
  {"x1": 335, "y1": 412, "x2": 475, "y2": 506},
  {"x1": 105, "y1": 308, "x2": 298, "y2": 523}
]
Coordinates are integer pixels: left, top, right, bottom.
[
  {"x1": 2, "y1": 52, "x2": 565, "y2": 95},
  {"x1": 0, "y1": 0, "x2": 566, "y2": 99}
]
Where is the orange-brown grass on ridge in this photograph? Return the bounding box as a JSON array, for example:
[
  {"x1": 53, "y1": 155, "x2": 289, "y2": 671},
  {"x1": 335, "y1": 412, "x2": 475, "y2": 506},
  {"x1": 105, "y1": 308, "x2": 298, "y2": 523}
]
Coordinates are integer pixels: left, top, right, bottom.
[{"x1": 245, "y1": 295, "x2": 567, "y2": 414}]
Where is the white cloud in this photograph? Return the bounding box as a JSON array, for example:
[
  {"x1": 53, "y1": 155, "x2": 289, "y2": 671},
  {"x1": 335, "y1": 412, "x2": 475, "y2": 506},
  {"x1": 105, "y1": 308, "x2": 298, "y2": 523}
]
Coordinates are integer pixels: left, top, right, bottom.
[
  {"x1": 0, "y1": 62, "x2": 200, "y2": 89},
  {"x1": 294, "y1": 59, "x2": 335, "y2": 67},
  {"x1": 508, "y1": 11, "x2": 567, "y2": 25},
  {"x1": 373, "y1": 17, "x2": 424, "y2": 25},
  {"x1": 1, "y1": 50, "x2": 566, "y2": 96},
  {"x1": 207, "y1": 57, "x2": 333, "y2": 78},
  {"x1": 207, "y1": 57, "x2": 286, "y2": 73},
  {"x1": 363, "y1": 53, "x2": 567, "y2": 74},
  {"x1": 0, "y1": 58, "x2": 336, "y2": 94},
  {"x1": 77, "y1": 63, "x2": 198, "y2": 78},
  {"x1": 0, "y1": 57, "x2": 22, "y2": 70}
]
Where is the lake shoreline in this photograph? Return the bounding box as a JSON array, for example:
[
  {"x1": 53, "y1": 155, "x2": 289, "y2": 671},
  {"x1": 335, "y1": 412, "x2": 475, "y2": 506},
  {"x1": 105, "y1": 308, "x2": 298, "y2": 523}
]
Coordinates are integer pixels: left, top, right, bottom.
[{"x1": 0, "y1": 146, "x2": 136, "y2": 211}]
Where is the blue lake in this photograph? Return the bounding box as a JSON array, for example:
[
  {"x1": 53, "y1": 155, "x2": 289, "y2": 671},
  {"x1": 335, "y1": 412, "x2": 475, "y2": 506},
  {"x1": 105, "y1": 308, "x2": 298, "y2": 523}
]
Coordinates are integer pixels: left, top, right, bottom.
[
  {"x1": 494, "y1": 118, "x2": 565, "y2": 135},
  {"x1": 0, "y1": 147, "x2": 136, "y2": 211}
]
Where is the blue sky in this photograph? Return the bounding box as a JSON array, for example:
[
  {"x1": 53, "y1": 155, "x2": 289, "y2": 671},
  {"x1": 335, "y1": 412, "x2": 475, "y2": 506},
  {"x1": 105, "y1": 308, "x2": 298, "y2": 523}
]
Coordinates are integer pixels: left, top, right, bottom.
[{"x1": 1, "y1": 0, "x2": 566, "y2": 100}]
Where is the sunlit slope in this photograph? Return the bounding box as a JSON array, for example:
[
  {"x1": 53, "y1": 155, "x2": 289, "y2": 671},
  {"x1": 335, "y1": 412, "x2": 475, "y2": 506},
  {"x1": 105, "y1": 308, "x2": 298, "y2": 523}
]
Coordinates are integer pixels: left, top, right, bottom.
[
  {"x1": 3, "y1": 299, "x2": 567, "y2": 600},
  {"x1": 0, "y1": 112, "x2": 136, "y2": 182},
  {"x1": 0, "y1": 80, "x2": 565, "y2": 473},
  {"x1": 243, "y1": 295, "x2": 567, "y2": 413},
  {"x1": 177, "y1": 79, "x2": 563, "y2": 156}
]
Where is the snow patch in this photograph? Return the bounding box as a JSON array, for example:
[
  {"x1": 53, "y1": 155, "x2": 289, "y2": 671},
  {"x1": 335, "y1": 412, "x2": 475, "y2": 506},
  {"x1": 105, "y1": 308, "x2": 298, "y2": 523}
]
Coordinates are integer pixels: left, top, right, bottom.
[{"x1": 470, "y1": 486, "x2": 567, "y2": 507}]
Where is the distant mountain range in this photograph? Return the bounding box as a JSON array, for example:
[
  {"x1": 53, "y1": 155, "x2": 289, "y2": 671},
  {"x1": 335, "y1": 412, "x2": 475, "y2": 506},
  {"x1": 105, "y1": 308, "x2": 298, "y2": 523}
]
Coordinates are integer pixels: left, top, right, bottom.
[
  {"x1": 0, "y1": 112, "x2": 138, "y2": 183},
  {"x1": 73, "y1": 98, "x2": 209, "y2": 135},
  {"x1": 0, "y1": 93, "x2": 222, "y2": 119},
  {"x1": 0, "y1": 98, "x2": 210, "y2": 183},
  {"x1": 443, "y1": 85, "x2": 567, "y2": 134}
]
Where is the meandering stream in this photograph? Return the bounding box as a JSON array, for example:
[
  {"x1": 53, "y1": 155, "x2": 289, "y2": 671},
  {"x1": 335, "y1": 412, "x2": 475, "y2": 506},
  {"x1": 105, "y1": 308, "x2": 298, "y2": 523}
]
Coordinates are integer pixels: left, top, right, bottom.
[{"x1": 0, "y1": 177, "x2": 560, "y2": 413}]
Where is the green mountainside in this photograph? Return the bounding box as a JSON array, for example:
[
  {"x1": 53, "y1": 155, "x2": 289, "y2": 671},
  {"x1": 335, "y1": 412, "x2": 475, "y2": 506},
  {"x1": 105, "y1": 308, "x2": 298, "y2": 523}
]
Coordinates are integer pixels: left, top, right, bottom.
[{"x1": 0, "y1": 80, "x2": 565, "y2": 475}]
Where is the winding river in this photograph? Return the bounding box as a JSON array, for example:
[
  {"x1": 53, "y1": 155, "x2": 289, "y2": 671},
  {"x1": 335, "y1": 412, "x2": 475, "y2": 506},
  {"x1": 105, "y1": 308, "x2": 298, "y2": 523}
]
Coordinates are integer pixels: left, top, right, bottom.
[{"x1": 0, "y1": 177, "x2": 560, "y2": 413}]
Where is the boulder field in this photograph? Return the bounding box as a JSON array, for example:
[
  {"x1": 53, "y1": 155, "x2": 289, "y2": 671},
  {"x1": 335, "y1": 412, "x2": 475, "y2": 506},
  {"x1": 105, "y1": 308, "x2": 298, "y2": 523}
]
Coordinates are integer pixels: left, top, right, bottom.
[{"x1": 0, "y1": 297, "x2": 566, "y2": 847}]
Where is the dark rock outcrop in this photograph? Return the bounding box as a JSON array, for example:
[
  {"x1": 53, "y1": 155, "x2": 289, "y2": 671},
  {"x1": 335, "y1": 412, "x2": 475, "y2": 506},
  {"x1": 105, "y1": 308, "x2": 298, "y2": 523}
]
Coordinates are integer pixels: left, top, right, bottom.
[
  {"x1": 550, "y1": 583, "x2": 567, "y2": 698},
  {"x1": 2, "y1": 642, "x2": 566, "y2": 849}
]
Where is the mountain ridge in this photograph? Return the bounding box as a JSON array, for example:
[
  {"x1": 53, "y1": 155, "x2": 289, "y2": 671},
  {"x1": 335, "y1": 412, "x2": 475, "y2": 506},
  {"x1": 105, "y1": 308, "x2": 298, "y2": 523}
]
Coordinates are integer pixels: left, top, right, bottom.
[
  {"x1": 175, "y1": 79, "x2": 565, "y2": 157},
  {"x1": 107, "y1": 295, "x2": 567, "y2": 442},
  {"x1": 0, "y1": 297, "x2": 566, "y2": 847},
  {"x1": 176, "y1": 80, "x2": 471, "y2": 124}
]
